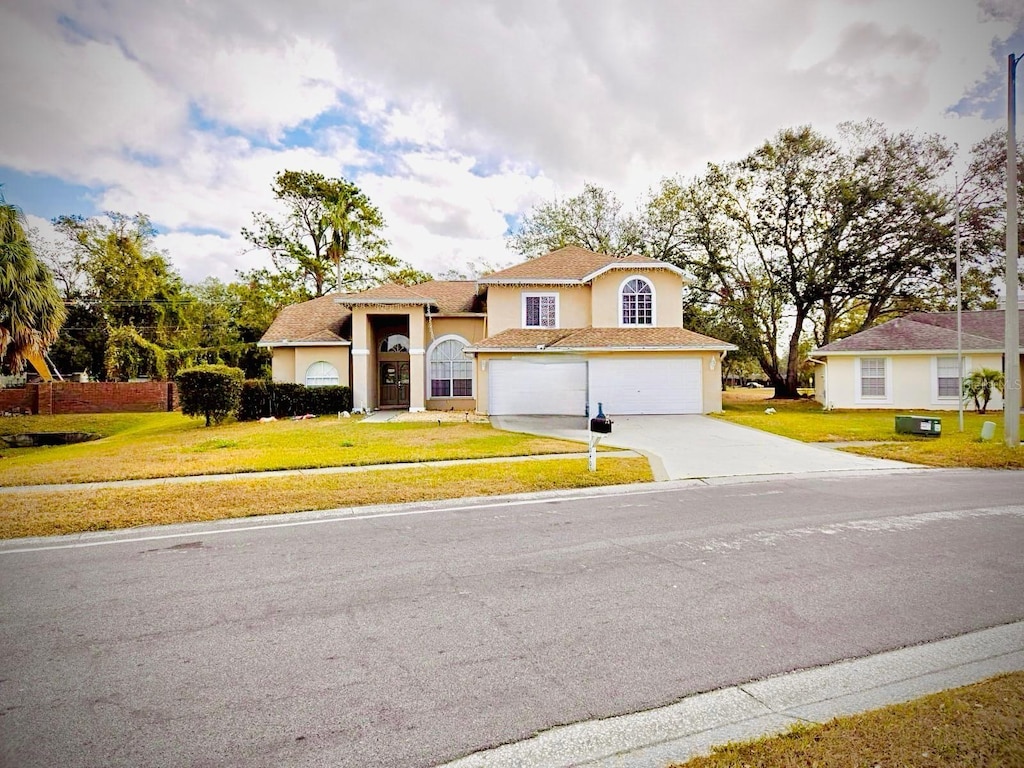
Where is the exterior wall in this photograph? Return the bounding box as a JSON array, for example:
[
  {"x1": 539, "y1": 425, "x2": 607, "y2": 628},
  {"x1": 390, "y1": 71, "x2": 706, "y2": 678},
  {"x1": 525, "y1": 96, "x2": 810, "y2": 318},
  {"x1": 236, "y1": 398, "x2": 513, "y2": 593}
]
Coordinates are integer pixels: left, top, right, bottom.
[
  {"x1": 818, "y1": 353, "x2": 1006, "y2": 410},
  {"x1": 591, "y1": 270, "x2": 683, "y2": 328},
  {"x1": 271, "y1": 347, "x2": 296, "y2": 383},
  {"x1": 484, "y1": 285, "x2": 591, "y2": 334},
  {"x1": 424, "y1": 317, "x2": 486, "y2": 411},
  {"x1": 1, "y1": 382, "x2": 177, "y2": 415},
  {"x1": 294, "y1": 347, "x2": 350, "y2": 388}
]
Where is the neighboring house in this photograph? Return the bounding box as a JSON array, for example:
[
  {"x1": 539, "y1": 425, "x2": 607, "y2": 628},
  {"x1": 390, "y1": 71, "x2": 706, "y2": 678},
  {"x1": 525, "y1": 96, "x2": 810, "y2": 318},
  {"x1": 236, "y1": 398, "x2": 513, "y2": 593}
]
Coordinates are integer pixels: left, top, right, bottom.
[
  {"x1": 259, "y1": 245, "x2": 736, "y2": 416},
  {"x1": 810, "y1": 310, "x2": 1024, "y2": 411}
]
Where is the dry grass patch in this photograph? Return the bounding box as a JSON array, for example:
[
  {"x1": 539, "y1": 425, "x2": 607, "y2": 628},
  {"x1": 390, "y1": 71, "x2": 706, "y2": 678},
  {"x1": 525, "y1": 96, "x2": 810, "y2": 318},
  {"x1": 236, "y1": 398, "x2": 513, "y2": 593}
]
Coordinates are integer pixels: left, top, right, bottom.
[
  {"x1": 0, "y1": 457, "x2": 652, "y2": 538},
  {"x1": 672, "y1": 672, "x2": 1024, "y2": 767},
  {"x1": 0, "y1": 413, "x2": 593, "y2": 486}
]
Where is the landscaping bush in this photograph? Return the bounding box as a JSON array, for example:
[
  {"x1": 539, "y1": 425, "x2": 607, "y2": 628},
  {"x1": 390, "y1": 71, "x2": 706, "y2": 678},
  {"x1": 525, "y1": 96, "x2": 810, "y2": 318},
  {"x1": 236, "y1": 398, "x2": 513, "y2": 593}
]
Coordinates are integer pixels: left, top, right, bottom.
[
  {"x1": 237, "y1": 381, "x2": 353, "y2": 420},
  {"x1": 177, "y1": 364, "x2": 244, "y2": 426}
]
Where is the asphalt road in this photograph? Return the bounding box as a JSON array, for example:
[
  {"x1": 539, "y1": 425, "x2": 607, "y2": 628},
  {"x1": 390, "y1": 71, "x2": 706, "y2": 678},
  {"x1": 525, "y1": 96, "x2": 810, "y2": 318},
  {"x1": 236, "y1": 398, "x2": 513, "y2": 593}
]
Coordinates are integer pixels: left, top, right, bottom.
[{"x1": 1, "y1": 469, "x2": 1023, "y2": 768}]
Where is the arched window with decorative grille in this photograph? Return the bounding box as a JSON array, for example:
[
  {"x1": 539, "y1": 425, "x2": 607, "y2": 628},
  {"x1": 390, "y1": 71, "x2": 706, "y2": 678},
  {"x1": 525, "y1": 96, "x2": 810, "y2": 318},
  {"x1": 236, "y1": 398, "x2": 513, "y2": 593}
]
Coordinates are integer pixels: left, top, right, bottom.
[
  {"x1": 305, "y1": 361, "x2": 340, "y2": 386},
  {"x1": 428, "y1": 336, "x2": 473, "y2": 398},
  {"x1": 620, "y1": 276, "x2": 654, "y2": 326}
]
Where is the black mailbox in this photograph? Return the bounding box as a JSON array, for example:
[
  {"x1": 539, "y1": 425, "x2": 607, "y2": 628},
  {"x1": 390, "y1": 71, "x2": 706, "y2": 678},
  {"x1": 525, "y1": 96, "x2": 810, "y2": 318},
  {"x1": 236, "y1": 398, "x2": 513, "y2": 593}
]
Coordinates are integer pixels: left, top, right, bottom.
[{"x1": 590, "y1": 416, "x2": 612, "y2": 434}]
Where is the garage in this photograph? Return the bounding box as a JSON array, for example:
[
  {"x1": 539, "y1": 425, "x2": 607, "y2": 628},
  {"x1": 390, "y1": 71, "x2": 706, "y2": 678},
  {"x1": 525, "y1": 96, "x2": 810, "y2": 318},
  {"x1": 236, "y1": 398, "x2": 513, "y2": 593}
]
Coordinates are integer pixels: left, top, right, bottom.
[
  {"x1": 588, "y1": 357, "x2": 702, "y2": 415},
  {"x1": 488, "y1": 359, "x2": 587, "y2": 415}
]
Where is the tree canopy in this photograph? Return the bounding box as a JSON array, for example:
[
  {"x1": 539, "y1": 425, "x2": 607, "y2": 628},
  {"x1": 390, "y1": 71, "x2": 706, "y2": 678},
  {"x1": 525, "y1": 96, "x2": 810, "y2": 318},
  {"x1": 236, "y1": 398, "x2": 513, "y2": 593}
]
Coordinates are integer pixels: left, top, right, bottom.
[
  {"x1": 1, "y1": 193, "x2": 66, "y2": 374},
  {"x1": 509, "y1": 121, "x2": 963, "y2": 397},
  {"x1": 243, "y1": 170, "x2": 421, "y2": 297}
]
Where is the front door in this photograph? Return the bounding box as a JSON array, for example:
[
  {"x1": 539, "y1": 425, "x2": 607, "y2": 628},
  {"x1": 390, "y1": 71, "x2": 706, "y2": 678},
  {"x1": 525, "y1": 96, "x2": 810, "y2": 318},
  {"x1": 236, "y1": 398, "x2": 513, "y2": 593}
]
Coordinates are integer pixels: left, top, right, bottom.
[{"x1": 379, "y1": 361, "x2": 410, "y2": 408}]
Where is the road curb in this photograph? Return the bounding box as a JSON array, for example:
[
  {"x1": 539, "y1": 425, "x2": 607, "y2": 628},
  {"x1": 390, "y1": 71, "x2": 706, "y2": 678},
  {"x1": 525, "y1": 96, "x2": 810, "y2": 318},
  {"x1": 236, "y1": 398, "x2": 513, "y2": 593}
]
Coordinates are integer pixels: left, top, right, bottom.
[{"x1": 435, "y1": 621, "x2": 1024, "y2": 768}]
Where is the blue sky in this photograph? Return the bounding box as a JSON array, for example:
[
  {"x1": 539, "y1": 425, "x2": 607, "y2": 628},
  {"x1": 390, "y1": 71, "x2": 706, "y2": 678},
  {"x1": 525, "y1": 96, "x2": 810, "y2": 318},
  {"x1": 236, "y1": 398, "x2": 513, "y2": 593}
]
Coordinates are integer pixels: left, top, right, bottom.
[{"x1": 1, "y1": 0, "x2": 1021, "y2": 284}]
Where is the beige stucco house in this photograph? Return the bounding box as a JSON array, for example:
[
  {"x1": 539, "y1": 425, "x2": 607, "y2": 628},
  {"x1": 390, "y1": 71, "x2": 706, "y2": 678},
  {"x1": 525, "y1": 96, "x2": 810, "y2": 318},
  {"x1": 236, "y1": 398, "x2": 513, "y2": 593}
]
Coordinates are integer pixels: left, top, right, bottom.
[
  {"x1": 259, "y1": 246, "x2": 736, "y2": 416},
  {"x1": 810, "y1": 310, "x2": 1024, "y2": 411}
]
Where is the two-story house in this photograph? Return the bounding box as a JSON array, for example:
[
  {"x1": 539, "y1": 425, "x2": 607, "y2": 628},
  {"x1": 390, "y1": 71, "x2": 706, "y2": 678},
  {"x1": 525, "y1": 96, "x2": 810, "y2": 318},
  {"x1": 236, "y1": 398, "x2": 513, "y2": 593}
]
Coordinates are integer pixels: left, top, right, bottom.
[{"x1": 258, "y1": 245, "x2": 736, "y2": 415}]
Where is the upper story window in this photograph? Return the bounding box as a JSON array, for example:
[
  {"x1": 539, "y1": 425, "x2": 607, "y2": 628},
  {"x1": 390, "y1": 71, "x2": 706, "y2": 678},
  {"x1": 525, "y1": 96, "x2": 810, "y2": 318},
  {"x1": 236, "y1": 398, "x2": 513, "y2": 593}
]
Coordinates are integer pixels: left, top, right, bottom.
[
  {"x1": 523, "y1": 293, "x2": 558, "y2": 328},
  {"x1": 620, "y1": 277, "x2": 654, "y2": 326}
]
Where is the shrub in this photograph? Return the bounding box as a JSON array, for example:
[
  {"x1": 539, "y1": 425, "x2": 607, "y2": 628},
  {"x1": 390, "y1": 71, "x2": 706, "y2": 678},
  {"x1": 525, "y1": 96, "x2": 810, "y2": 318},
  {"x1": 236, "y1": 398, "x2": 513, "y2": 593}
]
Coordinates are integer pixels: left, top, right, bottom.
[
  {"x1": 177, "y1": 364, "x2": 244, "y2": 426},
  {"x1": 104, "y1": 326, "x2": 167, "y2": 381},
  {"x1": 237, "y1": 381, "x2": 353, "y2": 420},
  {"x1": 963, "y1": 368, "x2": 1005, "y2": 414}
]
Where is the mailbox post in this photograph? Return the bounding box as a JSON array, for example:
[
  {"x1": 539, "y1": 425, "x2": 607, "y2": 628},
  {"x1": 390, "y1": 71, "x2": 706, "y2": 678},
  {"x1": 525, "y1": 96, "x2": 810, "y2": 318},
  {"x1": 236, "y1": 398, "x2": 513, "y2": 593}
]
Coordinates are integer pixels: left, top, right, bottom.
[{"x1": 588, "y1": 402, "x2": 612, "y2": 472}]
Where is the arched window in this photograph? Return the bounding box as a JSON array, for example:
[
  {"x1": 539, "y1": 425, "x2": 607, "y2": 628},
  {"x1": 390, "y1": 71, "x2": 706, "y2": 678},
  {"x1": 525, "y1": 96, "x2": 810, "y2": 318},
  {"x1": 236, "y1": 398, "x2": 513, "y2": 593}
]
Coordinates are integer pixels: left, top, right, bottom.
[
  {"x1": 379, "y1": 334, "x2": 409, "y2": 353},
  {"x1": 620, "y1": 277, "x2": 654, "y2": 325},
  {"x1": 305, "y1": 361, "x2": 340, "y2": 387},
  {"x1": 429, "y1": 337, "x2": 472, "y2": 398}
]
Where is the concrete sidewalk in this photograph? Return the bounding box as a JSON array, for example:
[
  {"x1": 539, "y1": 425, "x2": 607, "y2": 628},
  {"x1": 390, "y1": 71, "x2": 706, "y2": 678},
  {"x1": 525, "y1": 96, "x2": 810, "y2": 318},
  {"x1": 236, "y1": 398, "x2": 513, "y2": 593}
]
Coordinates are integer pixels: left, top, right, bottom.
[
  {"x1": 492, "y1": 415, "x2": 919, "y2": 481},
  {"x1": 436, "y1": 621, "x2": 1024, "y2": 768}
]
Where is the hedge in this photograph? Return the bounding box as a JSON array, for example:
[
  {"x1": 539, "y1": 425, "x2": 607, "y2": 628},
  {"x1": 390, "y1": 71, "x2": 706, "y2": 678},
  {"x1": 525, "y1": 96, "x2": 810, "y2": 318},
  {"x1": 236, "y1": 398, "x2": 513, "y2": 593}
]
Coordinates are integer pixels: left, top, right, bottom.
[
  {"x1": 177, "y1": 365, "x2": 245, "y2": 426},
  {"x1": 238, "y1": 381, "x2": 353, "y2": 420}
]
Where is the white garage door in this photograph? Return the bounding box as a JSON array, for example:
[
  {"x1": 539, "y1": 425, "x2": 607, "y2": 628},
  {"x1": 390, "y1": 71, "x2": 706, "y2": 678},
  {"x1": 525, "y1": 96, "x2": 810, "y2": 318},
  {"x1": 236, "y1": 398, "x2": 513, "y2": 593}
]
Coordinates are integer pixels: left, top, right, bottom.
[
  {"x1": 589, "y1": 357, "x2": 702, "y2": 415},
  {"x1": 489, "y1": 360, "x2": 587, "y2": 415}
]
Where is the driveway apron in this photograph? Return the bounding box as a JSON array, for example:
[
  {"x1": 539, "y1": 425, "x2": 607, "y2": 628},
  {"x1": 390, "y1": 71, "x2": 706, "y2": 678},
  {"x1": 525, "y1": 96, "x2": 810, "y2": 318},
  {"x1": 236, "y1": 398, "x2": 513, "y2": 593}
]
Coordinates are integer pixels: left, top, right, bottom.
[{"x1": 491, "y1": 414, "x2": 917, "y2": 481}]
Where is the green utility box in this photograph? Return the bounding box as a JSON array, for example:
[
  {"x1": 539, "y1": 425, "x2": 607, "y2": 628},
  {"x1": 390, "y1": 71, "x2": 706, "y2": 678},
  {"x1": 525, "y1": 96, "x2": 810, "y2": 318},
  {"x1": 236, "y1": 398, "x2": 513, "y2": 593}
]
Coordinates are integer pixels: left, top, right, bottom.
[{"x1": 895, "y1": 415, "x2": 942, "y2": 437}]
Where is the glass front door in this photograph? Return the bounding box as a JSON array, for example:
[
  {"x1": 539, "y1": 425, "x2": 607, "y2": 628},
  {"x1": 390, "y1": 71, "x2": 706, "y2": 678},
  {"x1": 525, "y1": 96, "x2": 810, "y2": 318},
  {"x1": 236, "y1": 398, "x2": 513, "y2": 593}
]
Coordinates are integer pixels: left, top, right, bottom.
[{"x1": 379, "y1": 361, "x2": 410, "y2": 408}]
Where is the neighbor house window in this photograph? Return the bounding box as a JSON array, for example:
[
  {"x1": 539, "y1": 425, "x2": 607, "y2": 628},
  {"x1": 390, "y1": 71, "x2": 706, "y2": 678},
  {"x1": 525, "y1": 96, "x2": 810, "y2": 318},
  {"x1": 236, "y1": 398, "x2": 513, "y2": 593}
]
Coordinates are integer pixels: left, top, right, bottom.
[
  {"x1": 859, "y1": 357, "x2": 886, "y2": 398},
  {"x1": 936, "y1": 356, "x2": 961, "y2": 398},
  {"x1": 305, "y1": 361, "x2": 340, "y2": 387},
  {"x1": 523, "y1": 294, "x2": 558, "y2": 328},
  {"x1": 620, "y1": 277, "x2": 654, "y2": 325},
  {"x1": 429, "y1": 337, "x2": 473, "y2": 397}
]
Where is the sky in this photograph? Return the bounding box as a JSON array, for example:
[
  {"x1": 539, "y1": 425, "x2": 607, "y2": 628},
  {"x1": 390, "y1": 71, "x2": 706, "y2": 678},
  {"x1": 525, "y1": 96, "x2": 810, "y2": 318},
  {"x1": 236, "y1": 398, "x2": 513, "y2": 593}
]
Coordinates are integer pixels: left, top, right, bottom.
[{"x1": 2, "y1": 0, "x2": 1023, "y2": 285}]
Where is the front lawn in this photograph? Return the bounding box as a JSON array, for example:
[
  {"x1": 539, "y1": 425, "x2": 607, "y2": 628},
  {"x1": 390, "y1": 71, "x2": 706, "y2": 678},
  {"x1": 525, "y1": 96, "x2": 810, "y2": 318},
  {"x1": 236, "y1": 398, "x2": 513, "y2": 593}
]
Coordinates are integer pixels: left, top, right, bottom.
[
  {"x1": 0, "y1": 457, "x2": 652, "y2": 539},
  {"x1": 716, "y1": 392, "x2": 1024, "y2": 469},
  {"x1": 0, "y1": 412, "x2": 598, "y2": 486},
  {"x1": 672, "y1": 672, "x2": 1024, "y2": 768}
]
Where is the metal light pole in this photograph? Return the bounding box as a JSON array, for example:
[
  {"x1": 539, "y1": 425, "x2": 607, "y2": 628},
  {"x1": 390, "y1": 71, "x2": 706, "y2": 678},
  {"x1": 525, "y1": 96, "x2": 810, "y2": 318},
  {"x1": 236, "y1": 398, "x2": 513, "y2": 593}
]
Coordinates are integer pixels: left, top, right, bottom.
[
  {"x1": 1006, "y1": 53, "x2": 1021, "y2": 448},
  {"x1": 956, "y1": 173, "x2": 964, "y2": 432}
]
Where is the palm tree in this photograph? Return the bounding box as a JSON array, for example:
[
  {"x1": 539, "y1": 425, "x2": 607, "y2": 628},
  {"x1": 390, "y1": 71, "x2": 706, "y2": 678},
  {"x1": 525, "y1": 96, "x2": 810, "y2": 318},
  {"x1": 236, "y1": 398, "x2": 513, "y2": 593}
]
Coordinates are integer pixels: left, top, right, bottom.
[
  {"x1": 0, "y1": 193, "x2": 66, "y2": 374},
  {"x1": 962, "y1": 368, "x2": 1005, "y2": 414}
]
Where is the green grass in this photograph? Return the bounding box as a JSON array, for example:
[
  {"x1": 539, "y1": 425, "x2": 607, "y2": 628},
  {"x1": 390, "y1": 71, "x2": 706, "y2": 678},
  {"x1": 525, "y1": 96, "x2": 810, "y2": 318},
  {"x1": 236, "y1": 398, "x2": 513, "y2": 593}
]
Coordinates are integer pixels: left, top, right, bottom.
[
  {"x1": 0, "y1": 412, "x2": 597, "y2": 486},
  {"x1": 715, "y1": 396, "x2": 1024, "y2": 469},
  {"x1": 0, "y1": 457, "x2": 653, "y2": 538},
  {"x1": 671, "y1": 672, "x2": 1024, "y2": 767}
]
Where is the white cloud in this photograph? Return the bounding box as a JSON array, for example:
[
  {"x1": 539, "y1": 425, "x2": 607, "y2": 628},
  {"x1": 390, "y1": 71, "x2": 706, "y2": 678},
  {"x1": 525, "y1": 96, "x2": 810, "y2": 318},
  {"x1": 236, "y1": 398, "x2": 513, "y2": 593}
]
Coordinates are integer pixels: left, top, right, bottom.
[{"x1": 2, "y1": 0, "x2": 1021, "y2": 287}]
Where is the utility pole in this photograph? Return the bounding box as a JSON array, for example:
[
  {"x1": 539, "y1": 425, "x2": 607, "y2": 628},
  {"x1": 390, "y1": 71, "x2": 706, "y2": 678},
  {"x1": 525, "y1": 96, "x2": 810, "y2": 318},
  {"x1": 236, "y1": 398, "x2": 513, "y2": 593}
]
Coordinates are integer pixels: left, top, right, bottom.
[
  {"x1": 1006, "y1": 53, "x2": 1021, "y2": 448},
  {"x1": 956, "y1": 173, "x2": 963, "y2": 433}
]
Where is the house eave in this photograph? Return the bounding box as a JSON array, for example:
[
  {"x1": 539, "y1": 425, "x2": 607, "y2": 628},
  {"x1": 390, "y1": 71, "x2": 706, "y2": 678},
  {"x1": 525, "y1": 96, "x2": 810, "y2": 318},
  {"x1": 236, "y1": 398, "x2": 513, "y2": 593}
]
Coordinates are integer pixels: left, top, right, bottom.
[
  {"x1": 812, "y1": 347, "x2": 1004, "y2": 357},
  {"x1": 580, "y1": 262, "x2": 686, "y2": 282},
  {"x1": 257, "y1": 340, "x2": 352, "y2": 348},
  {"x1": 467, "y1": 344, "x2": 736, "y2": 353}
]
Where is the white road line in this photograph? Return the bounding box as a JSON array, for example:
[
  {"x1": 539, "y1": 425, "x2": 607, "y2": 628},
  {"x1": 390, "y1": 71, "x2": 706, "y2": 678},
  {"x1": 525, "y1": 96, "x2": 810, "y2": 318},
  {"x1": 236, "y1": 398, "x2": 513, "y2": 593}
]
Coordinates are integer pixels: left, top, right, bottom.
[{"x1": 689, "y1": 505, "x2": 1024, "y2": 554}]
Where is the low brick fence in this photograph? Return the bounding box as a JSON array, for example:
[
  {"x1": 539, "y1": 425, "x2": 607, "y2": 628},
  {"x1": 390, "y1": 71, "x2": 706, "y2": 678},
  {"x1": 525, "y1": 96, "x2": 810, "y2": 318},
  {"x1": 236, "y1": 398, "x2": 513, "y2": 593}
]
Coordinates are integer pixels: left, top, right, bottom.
[{"x1": 0, "y1": 382, "x2": 178, "y2": 416}]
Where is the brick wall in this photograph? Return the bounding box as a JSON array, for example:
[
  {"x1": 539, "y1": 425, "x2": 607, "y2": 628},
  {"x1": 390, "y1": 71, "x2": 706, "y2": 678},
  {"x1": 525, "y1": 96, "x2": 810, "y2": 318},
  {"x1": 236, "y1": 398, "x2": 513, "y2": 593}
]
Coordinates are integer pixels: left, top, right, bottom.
[{"x1": 0, "y1": 382, "x2": 177, "y2": 415}]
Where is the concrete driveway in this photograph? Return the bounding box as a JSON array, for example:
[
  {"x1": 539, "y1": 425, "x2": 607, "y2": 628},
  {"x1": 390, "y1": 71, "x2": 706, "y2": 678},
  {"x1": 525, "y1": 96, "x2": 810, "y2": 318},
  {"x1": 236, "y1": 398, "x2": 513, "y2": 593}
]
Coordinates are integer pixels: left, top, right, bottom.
[{"x1": 491, "y1": 414, "x2": 917, "y2": 481}]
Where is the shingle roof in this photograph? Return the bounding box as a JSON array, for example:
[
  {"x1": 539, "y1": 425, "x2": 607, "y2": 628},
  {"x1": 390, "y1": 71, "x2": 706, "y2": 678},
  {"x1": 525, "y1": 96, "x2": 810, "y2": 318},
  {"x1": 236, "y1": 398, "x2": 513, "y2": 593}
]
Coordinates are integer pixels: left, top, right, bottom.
[
  {"x1": 469, "y1": 326, "x2": 735, "y2": 351},
  {"x1": 412, "y1": 281, "x2": 482, "y2": 314},
  {"x1": 260, "y1": 282, "x2": 482, "y2": 346},
  {"x1": 478, "y1": 245, "x2": 671, "y2": 283},
  {"x1": 335, "y1": 283, "x2": 434, "y2": 304},
  {"x1": 259, "y1": 293, "x2": 351, "y2": 345},
  {"x1": 335, "y1": 281, "x2": 482, "y2": 313},
  {"x1": 813, "y1": 310, "x2": 1022, "y2": 354}
]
